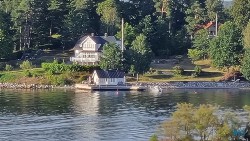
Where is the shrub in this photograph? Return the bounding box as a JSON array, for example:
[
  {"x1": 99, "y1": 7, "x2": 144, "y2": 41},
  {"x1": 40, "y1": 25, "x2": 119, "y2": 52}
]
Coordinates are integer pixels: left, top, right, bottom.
[
  {"x1": 193, "y1": 66, "x2": 202, "y2": 77},
  {"x1": 41, "y1": 62, "x2": 100, "y2": 74},
  {"x1": 188, "y1": 49, "x2": 202, "y2": 61},
  {"x1": 5, "y1": 64, "x2": 13, "y2": 71},
  {"x1": 173, "y1": 65, "x2": 184, "y2": 76},
  {"x1": 20, "y1": 60, "x2": 33, "y2": 70},
  {"x1": 24, "y1": 70, "x2": 32, "y2": 77}
]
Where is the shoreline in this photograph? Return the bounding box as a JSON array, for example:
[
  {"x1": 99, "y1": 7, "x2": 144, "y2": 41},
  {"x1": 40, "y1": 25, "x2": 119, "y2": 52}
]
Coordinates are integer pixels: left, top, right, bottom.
[
  {"x1": 132, "y1": 81, "x2": 250, "y2": 90},
  {"x1": 1, "y1": 81, "x2": 250, "y2": 90}
]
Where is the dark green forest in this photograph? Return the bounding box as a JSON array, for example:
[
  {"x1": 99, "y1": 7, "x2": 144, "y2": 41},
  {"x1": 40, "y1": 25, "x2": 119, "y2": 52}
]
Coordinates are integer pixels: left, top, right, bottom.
[{"x1": 1, "y1": 0, "x2": 250, "y2": 79}]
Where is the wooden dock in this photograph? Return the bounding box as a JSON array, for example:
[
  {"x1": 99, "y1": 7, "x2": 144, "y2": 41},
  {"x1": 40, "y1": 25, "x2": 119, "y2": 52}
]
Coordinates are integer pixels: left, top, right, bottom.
[{"x1": 75, "y1": 84, "x2": 146, "y2": 91}]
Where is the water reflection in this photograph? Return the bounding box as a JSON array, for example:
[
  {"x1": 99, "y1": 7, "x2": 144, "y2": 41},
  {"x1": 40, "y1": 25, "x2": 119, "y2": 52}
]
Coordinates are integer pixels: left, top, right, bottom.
[{"x1": 0, "y1": 89, "x2": 250, "y2": 141}]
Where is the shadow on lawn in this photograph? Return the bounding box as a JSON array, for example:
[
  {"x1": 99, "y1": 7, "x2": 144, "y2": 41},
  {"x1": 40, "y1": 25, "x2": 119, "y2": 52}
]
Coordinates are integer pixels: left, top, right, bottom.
[
  {"x1": 184, "y1": 71, "x2": 223, "y2": 78},
  {"x1": 200, "y1": 71, "x2": 224, "y2": 78},
  {"x1": 146, "y1": 74, "x2": 172, "y2": 79}
]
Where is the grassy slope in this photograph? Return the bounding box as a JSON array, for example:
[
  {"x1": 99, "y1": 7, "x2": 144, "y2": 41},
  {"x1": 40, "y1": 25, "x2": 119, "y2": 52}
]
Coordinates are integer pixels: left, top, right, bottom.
[
  {"x1": 138, "y1": 58, "x2": 224, "y2": 82},
  {"x1": 0, "y1": 50, "x2": 224, "y2": 84}
]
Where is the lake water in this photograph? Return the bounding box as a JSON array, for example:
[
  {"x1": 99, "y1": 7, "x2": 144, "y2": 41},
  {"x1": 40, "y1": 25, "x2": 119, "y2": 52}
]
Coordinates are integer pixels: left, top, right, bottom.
[{"x1": 0, "y1": 89, "x2": 250, "y2": 141}]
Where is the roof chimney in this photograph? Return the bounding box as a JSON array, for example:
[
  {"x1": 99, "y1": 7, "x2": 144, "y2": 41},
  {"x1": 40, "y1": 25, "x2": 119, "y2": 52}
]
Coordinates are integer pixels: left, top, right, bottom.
[
  {"x1": 104, "y1": 33, "x2": 108, "y2": 37},
  {"x1": 91, "y1": 33, "x2": 94, "y2": 36}
]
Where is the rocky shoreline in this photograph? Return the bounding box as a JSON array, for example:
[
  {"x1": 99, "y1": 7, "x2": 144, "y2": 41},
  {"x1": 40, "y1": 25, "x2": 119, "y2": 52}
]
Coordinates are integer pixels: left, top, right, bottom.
[
  {"x1": 1, "y1": 81, "x2": 250, "y2": 90},
  {"x1": 135, "y1": 81, "x2": 250, "y2": 89},
  {"x1": 0, "y1": 83, "x2": 56, "y2": 89}
]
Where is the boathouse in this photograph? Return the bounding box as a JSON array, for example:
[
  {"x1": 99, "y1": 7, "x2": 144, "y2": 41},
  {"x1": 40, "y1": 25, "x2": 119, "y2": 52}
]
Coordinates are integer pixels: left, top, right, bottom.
[{"x1": 91, "y1": 70, "x2": 126, "y2": 85}]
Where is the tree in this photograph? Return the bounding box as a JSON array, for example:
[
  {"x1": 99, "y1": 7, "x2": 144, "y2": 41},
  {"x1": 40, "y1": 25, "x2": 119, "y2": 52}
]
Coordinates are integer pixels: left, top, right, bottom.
[
  {"x1": 172, "y1": 103, "x2": 195, "y2": 136},
  {"x1": 0, "y1": 10, "x2": 14, "y2": 58},
  {"x1": 193, "y1": 104, "x2": 218, "y2": 141},
  {"x1": 64, "y1": 0, "x2": 100, "y2": 43},
  {"x1": 231, "y1": 0, "x2": 250, "y2": 30},
  {"x1": 192, "y1": 29, "x2": 210, "y2": 59},
  {"x1": 243, "y1": 21, "x2": 250, "y2": 49},
  {"x1": 128, "y1": 0, "x2": 155, "y2": 24},
  {"x1": 30, "y1": 0, "x2": 51, "y2": 47},
  {"x1": 185, "y1": 1, "x2": 206, "y2": 35},
  {"x1": 241, "y1": 49, "x2": 250, "y2": 80},
  {"x1": 116, "y1": 22, "x2": 136, "y2": 48},
  {"x1": 100, "y1": 43, "x2": 123, "y2": 70},
  {"x1": 96, "y1": 0, "x2": 120, "y2": 35},
  {"x1": 161, "y1": 103, "x2": 219, "y2": 141},
  {"x1": 151, "y1": 17, "x2": 171, "y2": 57},
  {"x1": 130, "y1": 34, "x2": 153, "y2": 74},
  {"x1": 241, "y1": 22, "x2": 250, "y2": 80},
  {"x1": 209, "y1": 22, "x2": 243, "y2": 68},
  {"x1": 205, "y1": 0, "x2": 224, "y2": 21}
]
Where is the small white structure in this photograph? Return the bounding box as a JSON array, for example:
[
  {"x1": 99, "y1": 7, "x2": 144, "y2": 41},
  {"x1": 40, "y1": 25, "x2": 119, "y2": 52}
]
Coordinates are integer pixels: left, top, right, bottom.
[
  {"x1": 91, "y1": 70, "x2": 126, "y2": 85},
  {"x1": 70, "y1": 33, "x2": 122, "y2": 65}
]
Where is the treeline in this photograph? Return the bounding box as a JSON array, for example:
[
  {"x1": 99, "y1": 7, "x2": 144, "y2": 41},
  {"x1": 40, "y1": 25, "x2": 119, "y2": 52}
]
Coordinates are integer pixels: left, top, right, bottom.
[{"x1": 0, "y1": 0, "x2": 229, "y2": 57}]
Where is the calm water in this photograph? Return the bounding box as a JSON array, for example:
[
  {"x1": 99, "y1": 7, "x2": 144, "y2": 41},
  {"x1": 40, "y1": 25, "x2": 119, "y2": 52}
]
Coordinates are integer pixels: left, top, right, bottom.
[{"x1": 0, "y1": 89, "x2": 250, "y2": 141}]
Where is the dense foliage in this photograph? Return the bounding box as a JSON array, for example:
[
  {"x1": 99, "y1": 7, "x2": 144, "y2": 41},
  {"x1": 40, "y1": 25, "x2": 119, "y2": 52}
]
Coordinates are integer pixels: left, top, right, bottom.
[
  {"x1": 160, "y1": 103, "x2": 250, "y2": 141},
  {"x1": 209, "y1": 22, "x2": 242, "y2": 68},
  {"x1": 100, "y1": 43, "x2": 123, "y2": 70},
  {"x1": 1, "y1": 0, "x2": 250, "y2": 80},
  {"x1": 41, "y1": 62, "x2": 100, "y2": 74}
]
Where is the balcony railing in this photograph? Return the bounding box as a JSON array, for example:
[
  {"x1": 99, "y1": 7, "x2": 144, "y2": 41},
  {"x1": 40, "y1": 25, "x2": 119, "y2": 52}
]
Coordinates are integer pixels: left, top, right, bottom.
[{"x1": 70, "y1": 57, "x2": 99, "y2": 62}]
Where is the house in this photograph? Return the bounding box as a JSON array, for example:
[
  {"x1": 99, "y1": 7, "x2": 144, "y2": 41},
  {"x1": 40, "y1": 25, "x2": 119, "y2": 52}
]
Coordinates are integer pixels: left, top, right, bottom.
[
  {"x1": 194, "y1": 21, "x2": 219, "y2": 38},
  {"x1": 70, "y1": 33, "x2": 122, "y2": 65},
  {"x1": 91, "y1": 69, "x2": 126, "y2": 85},
  {"x1": 204, "y1": 21, "x2": 218, "y2": 37}
]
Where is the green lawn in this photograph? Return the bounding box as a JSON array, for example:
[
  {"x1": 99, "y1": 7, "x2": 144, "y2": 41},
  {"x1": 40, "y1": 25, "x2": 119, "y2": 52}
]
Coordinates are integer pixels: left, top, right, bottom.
[{"x1": 132, "y1": 58, "x2": 225, "y2": 82}]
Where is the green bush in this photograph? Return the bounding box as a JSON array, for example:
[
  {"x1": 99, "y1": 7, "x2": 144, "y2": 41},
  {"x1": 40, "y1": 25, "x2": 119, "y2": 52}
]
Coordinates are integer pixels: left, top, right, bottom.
[
  {"x1": 41, "y1": 62, "x2": 100, "y2": 74},
  {"x1": 193, "y1": 66, "x2": 202, "y2": 77},
  {"x1": 188, "y1": 49, "x2": 202, "y2": 61},
  {"x1": 5, "y1": 64, "x2": 13, "y2": 71},
  {"x1": 32, "y1": 73, "x2": 38, "y2": 77},
  {"x1": 173, "y1": 65, "x2": 184, "y2": 76},
  {"x1": 20, "y1": 60, "x2": 33, "y2": 70},
  {"x1": 24, "y1": 70, "x2": 32, "y2": 77},
  {"x1": 45, "y1": 73, "x2": 71, "y2": 85}
]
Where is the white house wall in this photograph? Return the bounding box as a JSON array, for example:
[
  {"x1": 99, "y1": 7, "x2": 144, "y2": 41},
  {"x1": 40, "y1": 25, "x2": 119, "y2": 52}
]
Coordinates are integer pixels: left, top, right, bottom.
[
  {"x1": 80, "y1": 37, "x2": 97, "y2": 51},
  {"x1": 92, "y1": 71, "x2": 126, "y2": 85}
]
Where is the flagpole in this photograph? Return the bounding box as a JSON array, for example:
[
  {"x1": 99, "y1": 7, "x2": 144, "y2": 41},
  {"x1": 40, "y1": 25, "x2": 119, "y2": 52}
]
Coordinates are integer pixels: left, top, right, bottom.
[
  {"x1": 215, "y1": 13, "x2": 218, "y2": 36},
  {"x1": 121, "y1": 18, "x2": 124, "y2": 53}
]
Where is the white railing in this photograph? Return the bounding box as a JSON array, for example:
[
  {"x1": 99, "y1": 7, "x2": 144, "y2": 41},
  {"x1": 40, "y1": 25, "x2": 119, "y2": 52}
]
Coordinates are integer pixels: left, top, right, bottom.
[{"x1": 70, "y1": 57, "x2": 99, "y2": 62}]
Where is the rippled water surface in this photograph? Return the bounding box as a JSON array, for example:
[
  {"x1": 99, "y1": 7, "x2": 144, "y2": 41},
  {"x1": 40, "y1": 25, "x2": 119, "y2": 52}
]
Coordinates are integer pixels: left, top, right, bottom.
[{"x1": 0, "y1": 89, "x2": 250, "y2": 141}]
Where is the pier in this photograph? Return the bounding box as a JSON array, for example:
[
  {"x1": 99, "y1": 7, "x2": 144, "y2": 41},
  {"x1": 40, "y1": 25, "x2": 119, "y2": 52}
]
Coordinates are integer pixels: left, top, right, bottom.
[{"x1": 75, "y1": 84, "x2": 146, "y2": 91}]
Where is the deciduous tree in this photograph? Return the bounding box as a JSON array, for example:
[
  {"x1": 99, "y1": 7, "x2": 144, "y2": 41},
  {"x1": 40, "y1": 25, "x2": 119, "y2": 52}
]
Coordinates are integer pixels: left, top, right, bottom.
[
  {"x1": 192, "y1": 29, "x2": 210, "y2": 59},
  {"x1": 130, "y1": 34, "x2": 153, "y2": 74},
  {"x1": 243, "y1": 21, "x2": 250, "y2": 49},
  {"x1": 96, "y1": 0, "x2": 120, "y2": 35},
  {"x1": 209, "y1": 22, "x2": 243, "y2": 68},
  {"x1": 100, "y1": 43, "x2": 123, "y2": 70},
  {"x1": 231, "y1": 0, "x2": 250, "y2": 30},
  {"x1": 241, "y1": 49, "x2": 250, "y2": 80}
]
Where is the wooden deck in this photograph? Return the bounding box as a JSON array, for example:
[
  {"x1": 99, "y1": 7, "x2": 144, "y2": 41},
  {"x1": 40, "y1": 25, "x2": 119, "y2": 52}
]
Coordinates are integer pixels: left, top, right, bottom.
[{"x1": 75, "y1": 84, "x2": 146, "y2": 91}]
